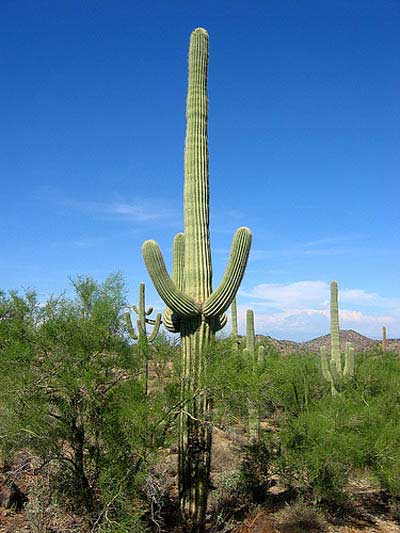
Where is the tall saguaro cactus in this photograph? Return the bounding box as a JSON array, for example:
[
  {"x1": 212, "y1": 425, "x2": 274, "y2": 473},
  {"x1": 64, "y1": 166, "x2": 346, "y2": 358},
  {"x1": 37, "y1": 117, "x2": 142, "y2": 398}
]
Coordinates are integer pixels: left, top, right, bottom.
[
  {"x1": 330, "y1": 281, "x2": 341, "y2": 374},
  {"x1": 125, "y1": 282, "x2": 161, "y2": 394},
  {"x1": 243, "y1": 309, "x2": 265, "y2": 440},
  {"x1": 142, "y1": 28, "x2": 252, "y2": 530},
  {"x1": 320, "y1": 281, "x2": 355, "y2": 395}
]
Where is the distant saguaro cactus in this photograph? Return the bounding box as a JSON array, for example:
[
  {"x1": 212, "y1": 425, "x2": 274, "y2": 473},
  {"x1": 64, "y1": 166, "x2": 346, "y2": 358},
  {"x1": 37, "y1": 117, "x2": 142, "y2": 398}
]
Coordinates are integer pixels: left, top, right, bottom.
[
  {"x1": 125, "y1": 282, "x2": 161, "y2": 394},
  {"x1": 142, "y1": 28, "x2": 252, "y2": 530},
  {"x1": 382, "y1": 326, "x2": 387, "y2": 352},
  {"x1": 230, "y1": 298, "x2": 240, "y2": 350},
  {"x1": 243, "y1": 309, "x2": 265, "y2": 440},
  {"x1": 320, "y1": 281, "x2": 355, "y2": 395}
]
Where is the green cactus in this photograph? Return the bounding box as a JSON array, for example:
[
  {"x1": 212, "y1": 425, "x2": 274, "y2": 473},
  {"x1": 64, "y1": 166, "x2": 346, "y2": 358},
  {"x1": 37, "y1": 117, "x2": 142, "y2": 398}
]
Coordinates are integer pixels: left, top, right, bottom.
[
  {"x1": 243, "y1": 309, "x2": 265, "y2": 440},
  {"x1": 125, "y1": 282, "x2": 161, "y2": 394},
  {"x1": 230, "y1": 298, "x2": 240, "y2": 350},
  {"x1": 142, "y1": 28, "x2": 251, "y2": 528},
  {"x1": 320, "y1": 281, "x2": 355, "y2": 395},
  {"x1": 382, "y1": 325, "x2": 387, "y2": 352},
  {"x1": 330, "y1": 280, "x2": 341, "y2": 374}
]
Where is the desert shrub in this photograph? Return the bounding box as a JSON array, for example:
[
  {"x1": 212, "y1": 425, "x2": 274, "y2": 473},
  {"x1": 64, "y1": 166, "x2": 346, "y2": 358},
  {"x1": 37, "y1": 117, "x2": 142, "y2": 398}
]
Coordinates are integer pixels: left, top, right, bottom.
[
  {"x1": 373, "y1": 421, "x2": 400, "y2": 497},
  {"x1": 0, "y1": 275, "x2": 180, "y2": 530},
  {"x1": 277, "y1": 398, "x2": 352, "y2": 504},
  {"x1": 275, "y1": 498, "x2": 327, "y2": 532},
  {"x1": 263, "y1": 352, "x2": 325, "y2": 416},
  {"x1": 238, "y1": 434, "x2": 278, "y2": 502}
]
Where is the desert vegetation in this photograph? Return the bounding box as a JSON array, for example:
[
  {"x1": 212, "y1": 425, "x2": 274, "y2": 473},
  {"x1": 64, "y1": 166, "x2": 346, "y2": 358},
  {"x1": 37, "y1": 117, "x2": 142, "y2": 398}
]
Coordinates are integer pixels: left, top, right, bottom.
[
  {"x1": 1, "y1": 281, "x2": 400, "y2": 532},
  {"x1": 1, "y1": 26, "x2": 399, "y2": 533}
]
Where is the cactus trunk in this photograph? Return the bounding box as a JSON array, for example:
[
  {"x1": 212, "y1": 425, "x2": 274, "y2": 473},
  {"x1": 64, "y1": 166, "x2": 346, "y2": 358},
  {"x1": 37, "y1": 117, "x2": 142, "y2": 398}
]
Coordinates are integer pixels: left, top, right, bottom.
[
  {"x1": 330, "y1": 281, "x2": 341, "y2": 375},
  {"x1": 382, "y1": 326, "x2": 387, "y2": 352},
  {"x1": 178, "y1": 30, "x2": 213, "y2": 526}
]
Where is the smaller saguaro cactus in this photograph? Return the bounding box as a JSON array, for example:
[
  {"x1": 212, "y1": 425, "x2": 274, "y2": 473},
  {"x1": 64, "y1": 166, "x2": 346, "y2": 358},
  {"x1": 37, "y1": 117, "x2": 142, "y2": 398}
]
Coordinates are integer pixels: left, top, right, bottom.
[
  {"x1": 243, "y1": 309, "x2": 265, "y2": 440},
  {"x1": 382, "y1": 326, "x2": 387, "y2": 352},
  {"x1": 243, "y1": 309, "x2": 265, "y2": 365},
  {"x1": 320, "y1": 281, "x2": 355, "y2": 395},
  {"x1": 230, "y1": 298, "x2": 240, "y2": 350},
  {"x1": 125, "y1": 282, "x2": 161, "y2": 394}
]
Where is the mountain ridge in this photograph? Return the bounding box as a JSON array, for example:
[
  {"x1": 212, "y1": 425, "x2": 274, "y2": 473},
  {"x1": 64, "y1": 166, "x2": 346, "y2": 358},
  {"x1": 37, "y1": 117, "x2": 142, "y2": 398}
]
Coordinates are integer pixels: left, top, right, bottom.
[{"x1": 255, "y1": 329, "x2": 400, "y2": 354}]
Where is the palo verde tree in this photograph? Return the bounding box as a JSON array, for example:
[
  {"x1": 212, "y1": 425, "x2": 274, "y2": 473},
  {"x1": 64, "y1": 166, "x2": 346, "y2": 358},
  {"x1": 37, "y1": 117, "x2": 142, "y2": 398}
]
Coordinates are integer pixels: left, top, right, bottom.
[
  {"x1": 0, "y1": 275, "x2": 177, "y2": 529},
  {"x1": 142, "y1": 28, "x2": 252, "y2": 530}
]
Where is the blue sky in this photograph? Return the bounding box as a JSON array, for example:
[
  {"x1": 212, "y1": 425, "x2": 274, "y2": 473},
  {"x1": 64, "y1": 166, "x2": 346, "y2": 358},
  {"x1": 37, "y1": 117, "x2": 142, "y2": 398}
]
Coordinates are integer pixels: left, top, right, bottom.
[{"x1": 1, "y1": 0, "x2": 399, "y2": 341}]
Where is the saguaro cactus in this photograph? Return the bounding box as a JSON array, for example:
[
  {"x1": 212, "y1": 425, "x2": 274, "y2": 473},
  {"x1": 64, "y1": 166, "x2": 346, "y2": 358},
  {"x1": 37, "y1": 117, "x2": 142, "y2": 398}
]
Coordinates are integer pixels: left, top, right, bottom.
[
  {"x1": 382, "y1": 326, "x2": 387, "y2": 352},
  {"x1": 230, "y1": 298, "x2": 240, "y2": 350},
  {"x1": 125, "y1": 282, "x2": 161, "y2": 394},
  {"x1": 330, "y1": 281, "x2": 341, "y2": 374},
  {"x1": 320, "y1": 281, "x2": 355, "y2": 395},
  {"x1": 243, "y1": 309, "x2": 265, "y2": 440},
  {"x1": 142, "y1": 28, "x2": 252, "y2": 529}
]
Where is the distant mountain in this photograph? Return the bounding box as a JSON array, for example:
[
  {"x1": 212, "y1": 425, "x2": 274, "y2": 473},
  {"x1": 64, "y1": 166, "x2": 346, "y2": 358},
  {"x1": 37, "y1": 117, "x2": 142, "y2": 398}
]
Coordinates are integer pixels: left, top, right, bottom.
[
  {"x1": 256, "y1": 329, "x2": 400, "y2": 354},
  {"x1": 301, "y1": 329, "x2": 377, "y2": 353}
]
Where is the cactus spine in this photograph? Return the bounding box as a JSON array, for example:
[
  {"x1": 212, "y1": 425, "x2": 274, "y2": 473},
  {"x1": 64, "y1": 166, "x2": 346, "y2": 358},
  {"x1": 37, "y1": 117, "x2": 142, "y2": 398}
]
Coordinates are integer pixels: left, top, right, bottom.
[
  {"x1": 382, "y1": 326, "x2": 387, "y2": 352},
  {"x1": 243, "y1": 309, "x2": 265, "y2": 440},
  {"x1": 320, "y1": 281, "x2": 355, "y2": 395},
  {"x1": 142, "y1": 28, "x2": 252, "y2": 529},
  {"x1": 125, "y1": 282, "x2": 161, "y2": 394}
]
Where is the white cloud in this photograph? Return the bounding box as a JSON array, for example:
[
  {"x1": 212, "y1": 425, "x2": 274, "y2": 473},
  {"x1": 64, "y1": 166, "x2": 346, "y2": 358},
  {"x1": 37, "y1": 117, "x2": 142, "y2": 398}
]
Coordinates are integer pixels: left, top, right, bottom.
[
  {"x1": 237, "y1": 280, "x2": 400, "y2": 341},
  {"x1": 245, "y1": 280, "x2": 329, "y2": 310},
  {"x1": 63, "y1": 198, "x2": 177, "y2": 223}
]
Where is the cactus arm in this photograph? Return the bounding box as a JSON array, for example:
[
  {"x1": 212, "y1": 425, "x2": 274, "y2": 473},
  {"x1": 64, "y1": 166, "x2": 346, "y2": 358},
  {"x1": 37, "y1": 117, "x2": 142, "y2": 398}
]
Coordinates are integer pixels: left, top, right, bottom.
[
  {"x1": 320, "y1": 346, "x2": 333, "y2": 383},
  {"x1": 243, "y1": 347, "x2": 250, "y2": 358},
  {"x1": 146, "y1": 306, "x2": 154, "y2": 316},
  {"x1": 142, "y1": 240, "x2": 200, "y2": 317},
  {"x1": 163, "y1": 310, "x2": 181, "y2": 332},
  {"x1": 172, "y1": 233, "x2": 185, "y2": 291},
  {"x1": 148, "y1": 312, "x2": 162, "y2": 343},
  {"x1": 124, "y1": 312, "x2": 138, "y2": 340},
  {"x1": 343, "y1": 342, "x2": 355, "y2": 377},
  {"x1": 203, "y1": 227, "x2": 252, "y2": 318},
  {"x1": 210, "y1": 313, "x2": 227, "y2": 331},
  {"x1": 163, "y1": 233, "x2": 186, "y2": 333}
]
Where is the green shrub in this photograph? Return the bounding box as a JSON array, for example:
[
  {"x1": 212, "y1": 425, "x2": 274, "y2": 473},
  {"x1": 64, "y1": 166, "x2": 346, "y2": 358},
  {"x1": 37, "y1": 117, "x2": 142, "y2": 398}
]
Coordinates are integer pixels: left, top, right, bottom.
[{"x1": 0, "y1": 275, "x2": 180, "y2": 530}]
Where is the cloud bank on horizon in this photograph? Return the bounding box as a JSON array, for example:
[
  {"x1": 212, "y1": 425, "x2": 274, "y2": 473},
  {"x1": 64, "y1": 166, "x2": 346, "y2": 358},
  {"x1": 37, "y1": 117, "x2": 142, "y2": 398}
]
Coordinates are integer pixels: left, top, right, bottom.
[{"x1": 236, "y1": 281, "x2": 399, "y2": 342}]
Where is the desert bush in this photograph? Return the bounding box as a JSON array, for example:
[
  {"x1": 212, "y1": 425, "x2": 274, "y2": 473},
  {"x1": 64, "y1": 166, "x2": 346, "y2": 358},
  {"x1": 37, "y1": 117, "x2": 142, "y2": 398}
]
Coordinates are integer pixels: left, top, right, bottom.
[
  {"x1": 263, "y1": 352, "x2": 325, "y2": 416},
  {"x1": 0, "y1": 275, "x2": 180, "y2": 530},
  {"x1": 275, "y1": 498, "x2": 327, "y2": 532},
  {"x1": 277, "y1": 398, "x2": 352, "y2": 504},
  {"x1": 237, "y1": 434, "x2": 277, "y2": 501}
]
